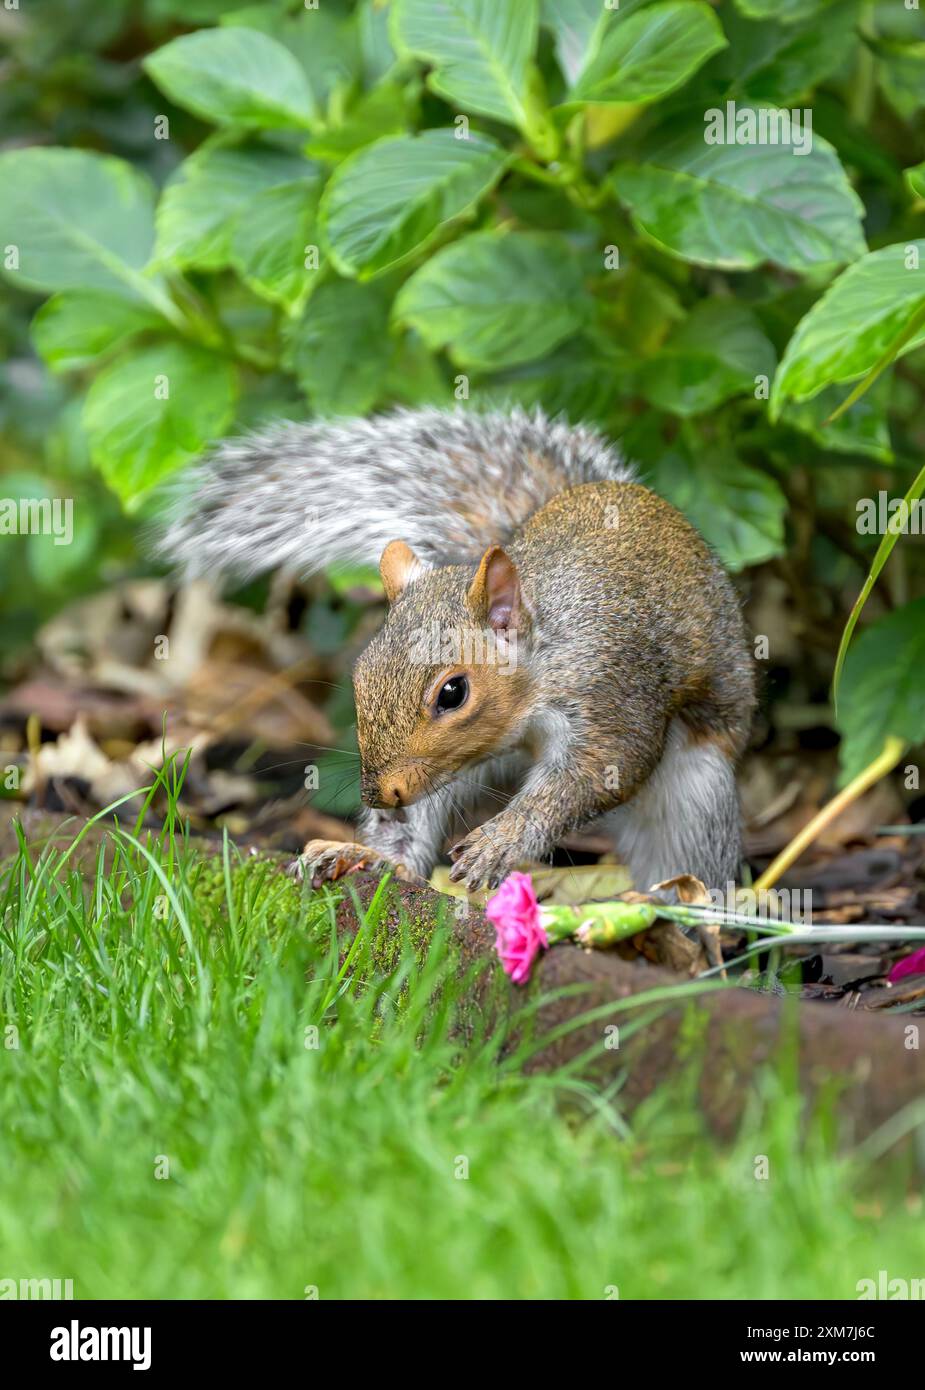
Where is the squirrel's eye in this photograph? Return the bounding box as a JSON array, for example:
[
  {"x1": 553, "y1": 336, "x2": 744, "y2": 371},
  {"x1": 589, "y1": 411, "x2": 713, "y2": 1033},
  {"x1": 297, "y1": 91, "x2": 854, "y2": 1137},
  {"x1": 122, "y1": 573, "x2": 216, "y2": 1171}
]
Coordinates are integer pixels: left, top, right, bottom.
[{"x1": 434, "y1": 675, "x2": 469, "y2": 714}]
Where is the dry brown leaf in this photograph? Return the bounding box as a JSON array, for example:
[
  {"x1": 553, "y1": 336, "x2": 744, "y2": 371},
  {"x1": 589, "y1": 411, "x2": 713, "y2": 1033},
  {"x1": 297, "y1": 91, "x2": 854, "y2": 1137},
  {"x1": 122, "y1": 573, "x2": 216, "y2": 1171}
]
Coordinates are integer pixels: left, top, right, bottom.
[
  {"x1": 650, "y1": 873, "x2": 709, "y2": 904},
  {"x1": 429, "y1": 860, "x2": 633, "y2": 906},
  {"x1": 632, "y1": 921, "x2": 705, "y2": 975},
  {"x1": 649, "y1": 873, "x2": 724, "y2": 974},
  {"x1": 183, "y1": 658, "x2": 334, "y2": 746}
]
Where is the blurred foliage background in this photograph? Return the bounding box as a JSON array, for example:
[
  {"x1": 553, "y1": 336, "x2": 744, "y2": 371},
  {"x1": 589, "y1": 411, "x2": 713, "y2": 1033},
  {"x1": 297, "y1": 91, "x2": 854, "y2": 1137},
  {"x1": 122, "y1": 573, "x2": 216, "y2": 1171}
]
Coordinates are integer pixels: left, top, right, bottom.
[{"x1": 1, "y1": 0, "x2": 924, "y2": 802}]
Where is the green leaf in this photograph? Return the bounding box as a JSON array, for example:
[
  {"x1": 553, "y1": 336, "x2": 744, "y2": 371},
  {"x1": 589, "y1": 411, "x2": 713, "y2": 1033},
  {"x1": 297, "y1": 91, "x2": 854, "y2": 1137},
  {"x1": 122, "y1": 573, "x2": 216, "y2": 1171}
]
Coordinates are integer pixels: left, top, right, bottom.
[
  {"x1": 612, "y1": 118, "x2": 866, "y2": 272},
  {"x1": 783, "y1": 379, "x2": 893, "y2": 463},
  {"x1": 155, "y1": 143, "x2": 316, "y2": 271},
  {"x1": 382, "y1": 332, "x2": 454, "y2": 409},
  {"x1": 716, "y1": 4, "x2": 861, "y2": 105},
  {"x1": 837, "y1": 598, "x2": 925, "y2": 782},
  {"x1": 542, "y1": 0, "x2": 656, "y2": 83},
  {"x1": 27, "y1": 504, "x2": 100, "y2": 588},
  {"x1": 638, "y1": 301, "x2": 776, "y2": 416},
  {"x1": 143, "y1": 27, "x2": 316, "y2": 130},
  {"x1": 904, "y1": 160, "x2": 925, "y2": 201},
  {"x1": 393, "y1": 230, "x2": 590, "y2": 370},
  {"x1": 229, "y1": 180, "x2": 323, "y2": 312},
  {"x1": 610, "y1": 265, "x2": 685, "y2": 356},
  {"x1": 642, "y1": 442, "x2": 787, "y2": 570},
  {"x1": 733, "y1": 0, "x2": 837, "y2": 21},
  {"x1": 274, "y1": 10, "x2": 359, "y2": 111},
  {"x1": 877, "y1": 40, "x2": 925, "y2": 121},
  {"x1": 827, "y1": 300, "x2": 925, "y2": 424},
  {"x1": 31, "y1": 293, "x2": 164, "y2": 373},
  {"x1": 146, "y1": 0, "x2": 236, "y2": 17},
  {"x1": 0, "y1": 473, "x2": 101, "y2": 591},
  {"x1": 83, "y1": 343, "x2": 238, "y2": 509},
  {"x1": 481, "y1": 338, "x2": 634, "y2": 426},
  {"x1": 305, "y1": 82, "x2": 416, "y2": 161},
  {"x1": 543, "y1": 0, "x2": 613, "y2": 84},
  {"x1": 221, "y1": 4, "x2": 360, "y2": 110},
  {"x1": 0, "y1": 148, "x2": 157, "y2": 298},
  {"x1": 284, "y1": 280, "x2": 392, "y2": 417},
  {"x1": 770, "y1": 241, "x2": 925, "y2": 417},
  {"x1": 390, "y1": 0, "x2": 538, "y2": 127},
  {"x1": 359, "y1": 0, "x2": 400, "y2": 85},
  {"x1": 565, "y1": 2, "x2": 727, "y2": 106},
  {"x1": 319, "y1": 129, "x2": 509, "y2": 280}
]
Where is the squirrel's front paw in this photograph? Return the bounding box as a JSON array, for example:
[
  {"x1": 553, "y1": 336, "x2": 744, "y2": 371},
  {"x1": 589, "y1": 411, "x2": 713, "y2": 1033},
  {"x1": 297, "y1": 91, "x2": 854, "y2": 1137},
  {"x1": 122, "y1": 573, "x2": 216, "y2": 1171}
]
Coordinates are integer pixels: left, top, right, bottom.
[
  {"x1": 291, "y1": 839, "x2": 386, "y2": 888},
  {"x1": 291, "y1": 839, "x2": 424, "y2": 888},
  {"x1": 448, "y1": 825, "x2": 521, "y2": 892}
]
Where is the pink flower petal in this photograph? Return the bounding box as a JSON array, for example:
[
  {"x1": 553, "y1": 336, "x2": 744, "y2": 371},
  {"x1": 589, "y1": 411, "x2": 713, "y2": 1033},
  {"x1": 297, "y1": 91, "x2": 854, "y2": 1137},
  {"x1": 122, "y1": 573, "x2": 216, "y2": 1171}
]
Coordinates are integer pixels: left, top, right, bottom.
[
  {"x1": 486, "y1": 872, "x2": 547, "y2": 985},
  {"x1": 889, "y1": 946, "x2": 925, "y2": 984}
]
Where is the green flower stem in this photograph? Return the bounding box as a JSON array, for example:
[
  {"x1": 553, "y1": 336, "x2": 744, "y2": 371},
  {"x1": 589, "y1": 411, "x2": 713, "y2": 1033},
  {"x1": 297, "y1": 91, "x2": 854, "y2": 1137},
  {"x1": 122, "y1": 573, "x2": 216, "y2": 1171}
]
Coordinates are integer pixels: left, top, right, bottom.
[
  {"x1": 124, "y1": 271, "x2": 195, "y2": 336},
  {"x1": 666, "y1": 904, "x2": 798, "y2": 935},
  {"x1": 510, "y1": 154, "x2": 575, "y2": 189},
  {"x1": 566, "y1": 178, "x2": 611, "y2": 212},
  {"x1": 508, "y1": 153, "x2": 608, "y2": 212},
  {"x1": 230, "y1": 340, "x2": 277, "y2": 372},
  {"x1": 541, "y1": 893, "x2": 925, "y2": 964},
  {"x1": 537, "y1": 897, "x2": 806, "y2": 950},
  {"x1": 539, "y1": 900, "x2": 660, "y2": 945},
  {"x1": 521, "y1": 67, "x2": 561, "y2": 163},
  {"x1": 159, "y1": 273, "x2": 278, "y2": 371}
]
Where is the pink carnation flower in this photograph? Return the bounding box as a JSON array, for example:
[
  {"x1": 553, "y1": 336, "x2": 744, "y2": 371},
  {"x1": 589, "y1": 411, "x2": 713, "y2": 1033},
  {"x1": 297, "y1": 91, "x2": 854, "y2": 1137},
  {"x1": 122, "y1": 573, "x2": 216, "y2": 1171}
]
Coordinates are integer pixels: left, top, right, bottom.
[
  {"x1": 889, "y1": 946, "x2": 925, "y2": 985},
  {"x1": 485, "y1": 872, "x2": 548, "y2": 984}
]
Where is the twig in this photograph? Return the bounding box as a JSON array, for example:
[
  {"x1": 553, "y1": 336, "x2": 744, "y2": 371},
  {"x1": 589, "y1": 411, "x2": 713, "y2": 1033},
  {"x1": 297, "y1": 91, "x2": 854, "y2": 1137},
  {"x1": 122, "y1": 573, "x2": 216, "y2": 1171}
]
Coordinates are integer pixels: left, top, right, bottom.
[{"x1": 867, "y1": 982, "x2": 925, "y2": 1010}]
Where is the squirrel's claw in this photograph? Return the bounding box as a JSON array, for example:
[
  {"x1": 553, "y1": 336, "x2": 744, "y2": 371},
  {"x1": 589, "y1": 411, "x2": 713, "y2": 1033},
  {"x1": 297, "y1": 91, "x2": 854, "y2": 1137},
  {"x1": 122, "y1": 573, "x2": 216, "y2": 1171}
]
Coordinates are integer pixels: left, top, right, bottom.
[
  {"x1": 292, "y1": 839, "x2": 425, "y2": 888},
  {"x1": 292, "y1": 839, "x2": 383, "y2": 888},
  {"x1": 448, "y1": 826, "x2": 517, "y2": 892}
]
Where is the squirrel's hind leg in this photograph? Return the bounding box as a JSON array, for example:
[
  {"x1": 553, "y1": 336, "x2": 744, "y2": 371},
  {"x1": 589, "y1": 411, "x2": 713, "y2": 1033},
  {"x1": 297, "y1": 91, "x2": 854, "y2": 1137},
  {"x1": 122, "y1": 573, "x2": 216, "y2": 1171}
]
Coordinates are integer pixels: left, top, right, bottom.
[{"x1": 602, "y1": 718, "x2": 743, "y2": 892}]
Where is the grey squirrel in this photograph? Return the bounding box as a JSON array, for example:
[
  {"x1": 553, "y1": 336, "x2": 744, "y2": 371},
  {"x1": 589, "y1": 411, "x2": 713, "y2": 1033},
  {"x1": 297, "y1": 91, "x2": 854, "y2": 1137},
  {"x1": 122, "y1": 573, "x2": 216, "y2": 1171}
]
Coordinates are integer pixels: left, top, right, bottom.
[{"x1": 162, "y1": 407, "x2": 755, "y2": 891}]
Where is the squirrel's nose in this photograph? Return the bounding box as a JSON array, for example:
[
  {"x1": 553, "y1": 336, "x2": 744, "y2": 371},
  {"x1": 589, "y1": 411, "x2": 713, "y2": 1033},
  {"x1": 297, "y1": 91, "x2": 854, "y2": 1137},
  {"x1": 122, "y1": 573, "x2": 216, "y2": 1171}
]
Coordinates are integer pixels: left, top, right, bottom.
[{"x1": 360, "y1": 772, "x2": 403, "y2": 809}]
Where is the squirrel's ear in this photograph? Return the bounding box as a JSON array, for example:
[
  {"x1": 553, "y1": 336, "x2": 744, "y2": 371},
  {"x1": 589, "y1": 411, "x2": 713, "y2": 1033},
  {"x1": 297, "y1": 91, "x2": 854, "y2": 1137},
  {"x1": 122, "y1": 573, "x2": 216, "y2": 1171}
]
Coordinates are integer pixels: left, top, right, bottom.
[
  {"x1": 467, "y1": 546, "x2": 521, "y2": 632},
  {"x1": 379, "y1": 539, "x2": 426, "y2": 604}
]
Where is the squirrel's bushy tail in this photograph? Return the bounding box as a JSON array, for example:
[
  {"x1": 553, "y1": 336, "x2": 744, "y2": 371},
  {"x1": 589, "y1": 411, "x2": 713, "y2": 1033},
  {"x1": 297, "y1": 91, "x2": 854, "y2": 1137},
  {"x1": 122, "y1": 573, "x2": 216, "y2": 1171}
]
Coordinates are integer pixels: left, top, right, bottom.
[{"x1": 159, "y1": 406, "x2": 630, "y2": 581}]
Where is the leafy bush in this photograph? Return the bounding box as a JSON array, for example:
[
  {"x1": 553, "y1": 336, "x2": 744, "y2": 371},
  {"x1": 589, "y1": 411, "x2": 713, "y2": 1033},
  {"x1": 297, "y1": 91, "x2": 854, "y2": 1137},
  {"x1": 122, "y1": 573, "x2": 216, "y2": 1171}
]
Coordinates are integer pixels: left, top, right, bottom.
[{"x1": 1, "y1": 0, "x2": 924, "y2": 776}]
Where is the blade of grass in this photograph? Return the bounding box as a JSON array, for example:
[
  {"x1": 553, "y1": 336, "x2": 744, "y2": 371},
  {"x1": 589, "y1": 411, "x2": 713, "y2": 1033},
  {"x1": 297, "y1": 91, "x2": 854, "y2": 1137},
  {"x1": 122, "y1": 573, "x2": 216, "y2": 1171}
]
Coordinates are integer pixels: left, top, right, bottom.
[
  {"x1": 824, "y1": 298, "x2": 925, "y2": 425},
  {"x1": 832, "y1": 459, "x2": 925, "y2": 708}
]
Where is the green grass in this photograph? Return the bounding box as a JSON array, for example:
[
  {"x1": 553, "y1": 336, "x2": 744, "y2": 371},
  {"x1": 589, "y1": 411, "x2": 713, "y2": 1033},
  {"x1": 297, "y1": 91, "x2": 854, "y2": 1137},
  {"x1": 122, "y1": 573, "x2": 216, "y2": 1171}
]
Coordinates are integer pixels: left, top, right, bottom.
[{"x1": 1, "y1": 765, "x2": 923, "y2": 1300}]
